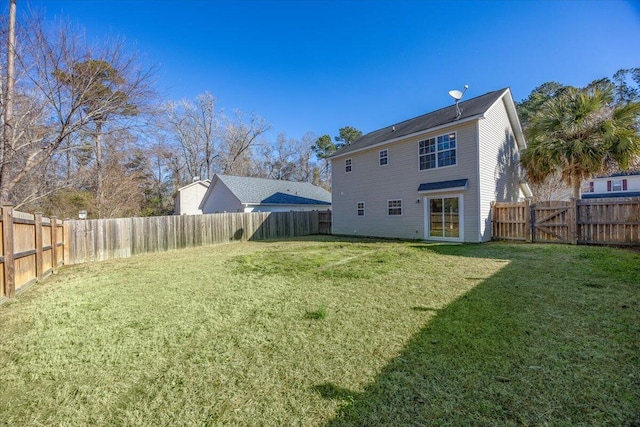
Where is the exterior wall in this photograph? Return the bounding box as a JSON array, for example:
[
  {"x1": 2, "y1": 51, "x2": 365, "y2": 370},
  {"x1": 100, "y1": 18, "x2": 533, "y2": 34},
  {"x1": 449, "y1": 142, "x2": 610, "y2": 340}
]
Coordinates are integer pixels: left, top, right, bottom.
[
  {"x1": 582, "y1": 175, "x2": 640, "y2": 197},
  {"x1": 331, "y1": 121, "x2": 481, "y2": 242},
  {"x1": 201, "y1": 181, "x2": 243, "y2": 213},
  {"x1": 477, "y1": 98, "x2": 523, "y2": 241},
  {"x1": 244, "y1": 204, "x2": 331, "y2": 213},
  {"x1": 175, "y1": 182, "x2": 209, "y2": 215}
]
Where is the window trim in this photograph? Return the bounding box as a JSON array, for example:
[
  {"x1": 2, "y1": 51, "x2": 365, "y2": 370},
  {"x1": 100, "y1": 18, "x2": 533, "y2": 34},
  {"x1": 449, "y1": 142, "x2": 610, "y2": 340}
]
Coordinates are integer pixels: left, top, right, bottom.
[
  {"x1": 357, "y1": 201, "x2": 365, "y2": 216},
  {"x1": 418, "y1": 131, "x2": 457, "y2": 171},
  {"x1": 345, "y1": 158, "x2": 352, "y2": 173},
  {"x1": 387, "y1": 199, "x2": 403, "y2": 216},
  {"x1": 379, "y1": 149, "x2": 388, "y2": 166}
]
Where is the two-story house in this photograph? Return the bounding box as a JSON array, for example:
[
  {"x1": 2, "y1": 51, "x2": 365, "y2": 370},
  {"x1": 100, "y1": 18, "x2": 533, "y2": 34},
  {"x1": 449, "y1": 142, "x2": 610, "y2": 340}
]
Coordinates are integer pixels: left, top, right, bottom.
[
  {"x1": 329, "y1": 87, "x2": 530, "y2": 243},
  {"x1": 581, "y1": 171, "x2": 640, "y2": 199}
]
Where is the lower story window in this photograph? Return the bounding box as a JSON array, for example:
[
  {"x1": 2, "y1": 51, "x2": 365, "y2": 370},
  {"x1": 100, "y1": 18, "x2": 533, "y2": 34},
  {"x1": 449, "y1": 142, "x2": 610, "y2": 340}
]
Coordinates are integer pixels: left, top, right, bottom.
[
  {"x1": 388, "y1": 199, "x2": 402, "y2": 216},
  {"x1": 357, "y1": 202, "x2": 365, "y2": 216}
]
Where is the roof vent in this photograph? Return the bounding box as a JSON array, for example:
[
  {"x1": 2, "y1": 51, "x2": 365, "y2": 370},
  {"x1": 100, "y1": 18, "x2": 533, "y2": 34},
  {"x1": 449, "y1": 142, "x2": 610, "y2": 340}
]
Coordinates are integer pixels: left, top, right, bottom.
[
  {"x1": 448, "y1": 84, "x2": 469, "y2": 119},
  {"x1": 193, "y1": 176, "x2": 200, "y2": 182}
]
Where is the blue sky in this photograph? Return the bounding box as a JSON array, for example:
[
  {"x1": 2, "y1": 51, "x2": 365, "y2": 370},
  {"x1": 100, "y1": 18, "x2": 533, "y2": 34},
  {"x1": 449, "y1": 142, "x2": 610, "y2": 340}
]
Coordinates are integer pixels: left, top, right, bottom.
[{"x1": 16, "y1": 0, "x2": 640, "y2": 140}]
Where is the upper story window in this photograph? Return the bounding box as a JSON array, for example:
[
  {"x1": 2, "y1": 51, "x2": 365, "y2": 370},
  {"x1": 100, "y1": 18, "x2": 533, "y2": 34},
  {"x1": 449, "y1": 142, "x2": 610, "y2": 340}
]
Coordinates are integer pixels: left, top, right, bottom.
[
  {"x1": 387, "y1": 199, "x2": 402, "y2": 216},
  {"x1": 379, "y1": 149, "x2": 388, "y2": 166},
  {"x1": 582, "y1": 181, "x2": 594, "y2": 193},
  {"x1": 357, "y1": 202, "x2": 365, "y2": 216},
  {"x1": 419, "y1": 132, "x2": 457, "y2": 170},
  {"x1": 607, "y1": 179, "x2": 627, "y2": 192},
  {"x1": 345, "y1": 158, "x2": 352, "y2": 173}
]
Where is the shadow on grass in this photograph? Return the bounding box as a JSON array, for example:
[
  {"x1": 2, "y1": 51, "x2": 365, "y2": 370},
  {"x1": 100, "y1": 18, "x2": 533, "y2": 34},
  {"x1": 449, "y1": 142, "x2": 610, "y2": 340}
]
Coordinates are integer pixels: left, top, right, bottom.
[{"x1": 317, "y1": 243, "x2": 640, "y2": 426}]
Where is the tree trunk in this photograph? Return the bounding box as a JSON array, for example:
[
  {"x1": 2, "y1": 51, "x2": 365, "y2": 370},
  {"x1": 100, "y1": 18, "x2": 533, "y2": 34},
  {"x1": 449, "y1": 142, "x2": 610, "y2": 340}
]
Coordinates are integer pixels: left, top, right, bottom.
[
  {"x1": 0, "y1": 0, "x2": 17, "y2": 204},
  {"x1": 571, "y1": 175, "x2": 581, "y2": 200}
]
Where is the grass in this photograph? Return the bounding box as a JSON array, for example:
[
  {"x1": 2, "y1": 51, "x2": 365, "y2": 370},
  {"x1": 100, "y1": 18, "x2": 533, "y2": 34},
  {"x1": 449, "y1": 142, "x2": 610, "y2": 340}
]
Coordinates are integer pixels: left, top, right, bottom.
[{"x1": 0, "y1": 236, "x2": 638, "y2": 426}]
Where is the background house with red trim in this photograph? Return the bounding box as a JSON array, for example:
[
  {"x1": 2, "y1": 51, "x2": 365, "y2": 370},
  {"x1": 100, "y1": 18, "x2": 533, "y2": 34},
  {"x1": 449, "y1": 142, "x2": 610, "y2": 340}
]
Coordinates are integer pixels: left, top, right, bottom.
[{"x1": 581, "y1": 171, "x2": 640, "y2": 199}]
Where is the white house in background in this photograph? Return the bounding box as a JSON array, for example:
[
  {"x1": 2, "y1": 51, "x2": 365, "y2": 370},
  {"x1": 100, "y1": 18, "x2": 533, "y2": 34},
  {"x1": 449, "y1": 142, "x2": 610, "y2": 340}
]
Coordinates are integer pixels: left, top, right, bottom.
[
  {"x1": 581, "y1": 171, "x2": 640, "y2": 199},
  {"x1": 174, "y1": 179, "x2": 211, "y2": 215},
  {"x1": 329, "y1": 87, "x2": 532, "y2": 243},
  {"x1": 199, "y1": 174, "x2": 331, "y2": 213}
]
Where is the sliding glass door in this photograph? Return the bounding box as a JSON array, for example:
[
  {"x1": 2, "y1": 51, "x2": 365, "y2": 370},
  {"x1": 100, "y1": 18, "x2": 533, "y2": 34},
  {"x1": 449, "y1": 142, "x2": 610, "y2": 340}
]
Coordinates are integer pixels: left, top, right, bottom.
[{"x1": 427, "y1": 195, "x2": 462, "y2": 240}]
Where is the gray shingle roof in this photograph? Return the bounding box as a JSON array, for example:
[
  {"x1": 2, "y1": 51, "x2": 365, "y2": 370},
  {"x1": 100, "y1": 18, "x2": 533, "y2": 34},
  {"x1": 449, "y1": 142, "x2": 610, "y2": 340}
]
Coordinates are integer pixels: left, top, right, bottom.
[
  {"x1": 418, "y1": 179, "x2": 468, "y2": 193},
  {"x1": 215, "y1": 174, "x2": 331, "y2": 205},
  {"x1": 331, "y1": 88, "x2": 509, "y2": 158}
]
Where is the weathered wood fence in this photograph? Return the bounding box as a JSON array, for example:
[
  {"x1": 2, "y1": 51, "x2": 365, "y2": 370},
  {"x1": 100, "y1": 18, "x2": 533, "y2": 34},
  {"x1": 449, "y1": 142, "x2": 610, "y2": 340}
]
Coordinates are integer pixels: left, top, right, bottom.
[
  {"x1": 492, "y1": 198, "x2": 640, "y2": 245},
  {"x1": 65, "y1": 210, "x2": 332, "y2": 265},
  {"x1": 1, "y1": 206, "x2": 64, "y2": 300}
]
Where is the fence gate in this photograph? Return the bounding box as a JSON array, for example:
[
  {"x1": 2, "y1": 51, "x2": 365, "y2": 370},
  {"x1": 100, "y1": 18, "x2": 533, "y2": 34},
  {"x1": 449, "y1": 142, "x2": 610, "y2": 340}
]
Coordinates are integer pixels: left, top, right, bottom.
[{"x1": 531, "y1": 201, "x2": 573, "y2": 243}]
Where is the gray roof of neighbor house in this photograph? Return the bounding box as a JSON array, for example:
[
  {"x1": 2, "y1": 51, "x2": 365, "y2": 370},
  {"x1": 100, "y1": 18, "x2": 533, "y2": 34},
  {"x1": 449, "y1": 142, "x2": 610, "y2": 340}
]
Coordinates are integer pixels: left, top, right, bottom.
[
  {"x1": 215, "y1": 174, "x2": 331, "y2": 205},
  {"x1": 330, "y1": 88, "x2": 510, "y2": 158}
]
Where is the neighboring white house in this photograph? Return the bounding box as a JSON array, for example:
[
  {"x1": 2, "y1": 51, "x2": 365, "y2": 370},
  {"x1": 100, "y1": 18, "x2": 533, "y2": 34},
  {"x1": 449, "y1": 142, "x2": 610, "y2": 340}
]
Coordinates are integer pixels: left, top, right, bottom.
[
  {"x1": 329, "y1": 87, "x2": 531, "y2": 243},
  {"x1": 581, "y1": 171, "x2": 640, "y2": 199},
  {"x1": 174, "y1": 179, "x2": 211, "y2": 215},
  {"x1": 199, "y1": 174, "x2": 331, "y2": 213}
]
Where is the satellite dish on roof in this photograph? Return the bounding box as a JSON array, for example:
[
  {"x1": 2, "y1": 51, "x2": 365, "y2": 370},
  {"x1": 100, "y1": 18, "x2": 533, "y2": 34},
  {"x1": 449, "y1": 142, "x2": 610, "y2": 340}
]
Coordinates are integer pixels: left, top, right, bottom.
[
  {"x1": 448, "y1": 90, "x2": 464, "y2": 100},
  {"x1": 448, "y1": 85, "x2": 469, "y2": 119}
]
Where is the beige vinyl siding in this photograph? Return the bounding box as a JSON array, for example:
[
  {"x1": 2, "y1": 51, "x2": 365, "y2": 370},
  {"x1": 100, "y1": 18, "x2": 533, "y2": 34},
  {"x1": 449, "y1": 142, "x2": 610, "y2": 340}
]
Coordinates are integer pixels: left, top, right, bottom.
[
  {"x1": 201, "y1": 181, "x2": 243, "y2": 213},
  {"x1": 331, "y1": 121, "x2": 481, "y2": 241},
  {"x1": 478, "y1": 98, "x2": 522, "y2": 241},
  {"x1": 176, "y1": 182, "x2": 209, "y2": 215}
]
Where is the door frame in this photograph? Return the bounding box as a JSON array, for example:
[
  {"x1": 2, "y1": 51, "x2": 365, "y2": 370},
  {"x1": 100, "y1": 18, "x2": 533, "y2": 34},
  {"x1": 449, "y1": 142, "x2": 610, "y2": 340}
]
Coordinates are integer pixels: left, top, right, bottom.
[{"x1": 424, "y1": 194, "x2": 464, "y2": 242}]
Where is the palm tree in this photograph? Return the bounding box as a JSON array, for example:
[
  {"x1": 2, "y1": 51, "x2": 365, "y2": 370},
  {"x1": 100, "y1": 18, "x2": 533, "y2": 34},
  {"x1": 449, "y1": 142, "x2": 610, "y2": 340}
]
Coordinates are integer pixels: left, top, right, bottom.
[{"x1": 520, "y1": 86, "x2": 640, "y2": 199}]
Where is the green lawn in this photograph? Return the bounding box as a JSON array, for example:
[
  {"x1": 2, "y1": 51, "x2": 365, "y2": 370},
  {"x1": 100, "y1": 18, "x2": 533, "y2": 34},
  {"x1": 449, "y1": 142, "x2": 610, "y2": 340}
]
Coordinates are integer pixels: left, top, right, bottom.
[{"x1": 0, "y1": 237, "x2": 638, "y2": 426}]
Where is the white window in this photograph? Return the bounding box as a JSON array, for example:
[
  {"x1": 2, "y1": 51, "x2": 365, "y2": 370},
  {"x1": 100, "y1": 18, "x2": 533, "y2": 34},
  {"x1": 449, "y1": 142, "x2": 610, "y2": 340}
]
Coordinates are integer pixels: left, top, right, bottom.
[
  {"x1": 419, "y1": 132, "x2": 456, "y2": 170},
  {"x1": 345, "y1": 158, "x2": 352, "y2": 173},
  {"x1": 379, "y1": 149, "x2": 388, "y2": 166},
  {"x1": 612, "y1": 179, "x2": 622, "y2": 191},
  {"x1": 387, "y1": 199, "x2": 402, "y2": 216},
  {"x1": 357, "y1": 202, "x2": 365, "y2": 216}
]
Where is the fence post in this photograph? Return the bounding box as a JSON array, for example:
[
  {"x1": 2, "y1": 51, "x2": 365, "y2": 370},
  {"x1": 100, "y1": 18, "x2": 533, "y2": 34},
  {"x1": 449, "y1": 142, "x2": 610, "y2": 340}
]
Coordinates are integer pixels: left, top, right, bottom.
[
  {"x1": 2, "y1": 204, "x2": 15, "y2": 298},
  {"x1": 63, "y1": 219, "x2": 70, "y2": 265},
  {"x1": 530, "y1": 203, "x2": 536, "y2": 243},
  {"x1": 51, "y1": 216, "x2": 59, "y2": 272},
  {"x1": 568, "y1": 199, "x2": 578, "y2": 245},
  {"x1": 524, "y1": 200, "x2": 532, "y2": 242},
  {"x1": 35, "y1": 212, "x2": 44, "y2": 281}
]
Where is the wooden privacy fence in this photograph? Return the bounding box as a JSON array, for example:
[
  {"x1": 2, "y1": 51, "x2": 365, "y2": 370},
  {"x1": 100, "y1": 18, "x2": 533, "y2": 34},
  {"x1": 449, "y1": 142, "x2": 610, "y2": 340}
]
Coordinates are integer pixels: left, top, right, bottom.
[
  {"x1": 1, "y1": 205, "x2": 64, "y2": 300},
  {"x1": 65, "y1": 210, "x2": 332, "y2": 265},
  {"x1": 492, "y1": 198, "x2": 640, "y2": 245}
]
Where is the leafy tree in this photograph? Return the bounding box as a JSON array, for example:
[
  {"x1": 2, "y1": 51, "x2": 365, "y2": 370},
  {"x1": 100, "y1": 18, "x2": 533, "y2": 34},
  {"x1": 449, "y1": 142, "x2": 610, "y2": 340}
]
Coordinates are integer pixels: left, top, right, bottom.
[
  {"x1": 335, "y1": 126, "x2": 362, "y2": 147},
  {"x1": 312, "y1": 134, "x2": 336, "y2": 160},
  {"x1": 516, "y1": 82, "x2": 569, "y2": 129},
  {"x1": 311, "y1": 134, "x2": 335, "y2": 183},
  {"x1": 520, "y1": 86, "x2": 640, "y2": 199}
]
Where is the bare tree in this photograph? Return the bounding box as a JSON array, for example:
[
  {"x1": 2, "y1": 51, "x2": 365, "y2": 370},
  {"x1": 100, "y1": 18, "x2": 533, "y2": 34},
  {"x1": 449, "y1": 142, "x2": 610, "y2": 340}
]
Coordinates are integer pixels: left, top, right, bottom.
[
  {"x1": 165, "y1": 92, "x2": 218, "y2": 182},
  {"x1": 0, "y1": 10, "x2": 157, "y2": 213},
  {"x1": 260, "y1": 132, "x2": 298, "y2": 180},
  {"x1": 218, "y1": 110, "x2": 270, "y2": 176}
]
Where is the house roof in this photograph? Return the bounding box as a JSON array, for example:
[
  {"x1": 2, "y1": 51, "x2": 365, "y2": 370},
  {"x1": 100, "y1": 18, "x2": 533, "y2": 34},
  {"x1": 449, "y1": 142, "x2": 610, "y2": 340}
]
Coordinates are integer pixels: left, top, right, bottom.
[
  {"x1": 176, "y1": 179, "x2": 210, "y2": 192},
  {"x1": 212, "y1": 174, "x2": 331, "y2": 205},
  {"x1": 330, "y1": 88, "x2": 519, "y2": 159},
  {"x1": 593, "y1": 170, "x2": 640, "y2": 179}
]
